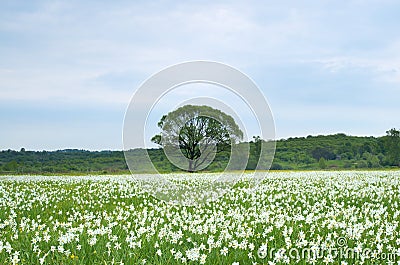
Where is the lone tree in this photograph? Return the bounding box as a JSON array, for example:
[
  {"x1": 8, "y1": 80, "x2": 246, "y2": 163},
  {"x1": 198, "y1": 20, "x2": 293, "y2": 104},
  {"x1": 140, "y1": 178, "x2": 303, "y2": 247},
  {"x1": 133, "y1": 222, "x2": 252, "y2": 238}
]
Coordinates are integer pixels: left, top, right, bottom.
[{"x1": 151, "y1": 105, "x2": 243, "y2": 172}]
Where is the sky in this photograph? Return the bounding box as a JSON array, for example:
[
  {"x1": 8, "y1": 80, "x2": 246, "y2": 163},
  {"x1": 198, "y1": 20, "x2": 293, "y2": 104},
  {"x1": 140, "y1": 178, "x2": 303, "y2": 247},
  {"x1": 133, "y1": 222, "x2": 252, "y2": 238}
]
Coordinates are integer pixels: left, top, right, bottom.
[{"x1": 1, "y1": 0, "x2": 399, "y2": 150}]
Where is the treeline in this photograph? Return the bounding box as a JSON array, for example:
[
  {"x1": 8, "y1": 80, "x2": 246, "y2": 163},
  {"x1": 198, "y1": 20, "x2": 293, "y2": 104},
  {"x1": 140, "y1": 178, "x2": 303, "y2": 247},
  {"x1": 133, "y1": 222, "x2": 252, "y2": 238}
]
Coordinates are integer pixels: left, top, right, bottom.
[
  {"x1": 272, "y1": 130, "x2": 399, "y2": 170},
  {"x1": 1, "y1": 129, "x2": 399, "y2": 174},
  {"x1": 0, "y1": 149, "x2": 128, "y2": 174}
]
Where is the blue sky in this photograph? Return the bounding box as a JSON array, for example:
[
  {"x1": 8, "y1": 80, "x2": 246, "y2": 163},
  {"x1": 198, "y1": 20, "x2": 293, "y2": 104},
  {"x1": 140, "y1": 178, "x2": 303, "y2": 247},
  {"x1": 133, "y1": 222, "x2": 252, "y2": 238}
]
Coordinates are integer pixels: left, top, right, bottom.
[{"x1": 1, "y1": 0, "x2": 399, "y2": 150}]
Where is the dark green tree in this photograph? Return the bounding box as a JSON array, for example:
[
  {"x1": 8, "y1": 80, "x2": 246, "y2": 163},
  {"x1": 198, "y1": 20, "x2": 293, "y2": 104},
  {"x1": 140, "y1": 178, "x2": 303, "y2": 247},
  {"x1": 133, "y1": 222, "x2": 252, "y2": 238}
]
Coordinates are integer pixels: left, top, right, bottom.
[
  {"x1": 246, "y1": 136, "x2": 262, "y2": 169},
  {"x1": 3, "y1": 160, "x2": 18, "y2": 172},
  {"x1": 311, "y1": 147, "x2": 335, "y2": 161},
  {"x1": 384, "y1": 128, "x2": 400, "y2": 166},
  {"x1": 151, "y1": 105, "x2": 243, "y2": 172},
  {"x1": 318, "y1": 157, "x2": 327, "y2": 169}
]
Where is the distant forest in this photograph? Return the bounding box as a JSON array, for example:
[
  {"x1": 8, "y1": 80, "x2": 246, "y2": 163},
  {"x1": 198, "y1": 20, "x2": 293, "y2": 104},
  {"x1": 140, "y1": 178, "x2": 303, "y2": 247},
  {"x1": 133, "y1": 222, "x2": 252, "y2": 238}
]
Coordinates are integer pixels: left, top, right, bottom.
[{"x1": 1, "y1": 129, "x2": 399, "y2": 174}]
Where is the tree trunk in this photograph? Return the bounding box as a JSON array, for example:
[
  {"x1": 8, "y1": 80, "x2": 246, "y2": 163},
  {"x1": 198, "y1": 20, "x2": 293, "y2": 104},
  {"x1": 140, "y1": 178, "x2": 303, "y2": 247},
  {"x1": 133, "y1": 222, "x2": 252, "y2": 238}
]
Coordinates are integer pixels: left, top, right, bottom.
[{"x1": 188, "y1": 160, "x2": 194, "y2": 173}]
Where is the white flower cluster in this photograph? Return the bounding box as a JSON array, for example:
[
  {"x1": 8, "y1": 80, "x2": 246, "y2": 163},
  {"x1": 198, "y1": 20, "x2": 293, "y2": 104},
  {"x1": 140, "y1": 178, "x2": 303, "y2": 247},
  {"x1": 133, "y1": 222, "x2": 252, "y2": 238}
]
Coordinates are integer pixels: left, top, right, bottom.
[{"x1": 0, "y1": 171, "x2": 399, "y2": 264}]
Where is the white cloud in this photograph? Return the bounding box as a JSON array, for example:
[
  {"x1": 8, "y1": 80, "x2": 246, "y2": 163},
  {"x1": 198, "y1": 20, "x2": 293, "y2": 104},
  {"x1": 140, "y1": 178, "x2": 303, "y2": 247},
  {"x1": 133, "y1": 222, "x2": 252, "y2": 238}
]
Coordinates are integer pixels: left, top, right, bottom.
[
  {"x1": 313, "y1": 56, "x2": 400, "y2": 76},
  {"x1": 309, "y1": 38, "x2": 400, "y2": 83}
]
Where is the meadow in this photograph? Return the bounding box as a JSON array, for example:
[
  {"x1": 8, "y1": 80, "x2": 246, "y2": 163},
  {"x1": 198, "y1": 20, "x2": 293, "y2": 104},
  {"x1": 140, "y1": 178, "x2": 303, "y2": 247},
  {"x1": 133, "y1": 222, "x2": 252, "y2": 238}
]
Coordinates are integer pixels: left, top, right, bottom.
[{"x1": 0, "y1": 171, "x2": 399, "y2": 264}]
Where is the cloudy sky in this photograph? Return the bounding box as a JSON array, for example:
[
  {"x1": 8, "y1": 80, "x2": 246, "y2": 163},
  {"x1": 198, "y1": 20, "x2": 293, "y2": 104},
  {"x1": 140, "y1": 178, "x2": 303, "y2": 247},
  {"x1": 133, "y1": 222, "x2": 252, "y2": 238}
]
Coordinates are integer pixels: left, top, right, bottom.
[{"x1": 1, "y1": 0, "x2": 399, "y2": 150}]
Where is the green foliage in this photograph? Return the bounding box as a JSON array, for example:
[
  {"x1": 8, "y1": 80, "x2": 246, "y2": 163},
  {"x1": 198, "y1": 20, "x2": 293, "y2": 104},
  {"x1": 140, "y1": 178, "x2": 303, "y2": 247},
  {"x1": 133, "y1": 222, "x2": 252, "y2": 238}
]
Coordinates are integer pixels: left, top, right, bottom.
[
  {"x1": 1, "y1": 130, "x2": 399, "y2": 174},
  {"x1": 272, "y1": 133, "x2": 388, "y2": 170},
  {"x1": 151, "y1": 105, "x2": 243, "y2": 172},
  {"x1": 0, "y1": 149, "x2": 128, "y2": 174},
  {"x1": 3, "y1": 160, "x2": 18, "y2": 171},
  {"x1": 383, "y1": 128, "x2": 400, "y2": 166},
  {"x1": 319, "y1": 157, "x2": 327, "y2": 169}
]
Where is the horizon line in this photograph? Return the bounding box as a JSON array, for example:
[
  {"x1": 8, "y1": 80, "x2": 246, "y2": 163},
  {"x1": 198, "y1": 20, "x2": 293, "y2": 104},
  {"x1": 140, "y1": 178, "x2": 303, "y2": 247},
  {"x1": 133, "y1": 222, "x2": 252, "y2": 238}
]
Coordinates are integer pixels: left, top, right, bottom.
[{"x1": 1, "y1": 131, "x2": 393, "y2": 152}]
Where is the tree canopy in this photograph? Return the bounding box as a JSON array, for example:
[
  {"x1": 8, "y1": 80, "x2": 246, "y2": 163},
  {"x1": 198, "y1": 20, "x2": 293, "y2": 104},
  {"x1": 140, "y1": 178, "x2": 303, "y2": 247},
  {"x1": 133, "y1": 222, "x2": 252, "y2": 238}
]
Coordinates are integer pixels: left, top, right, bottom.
[
  {"x1": 384, "y1": 128, "x2": 400, "y2": 166},
  {"x1": 151, "y1": 105, "x2": 243, "y2": 172}
]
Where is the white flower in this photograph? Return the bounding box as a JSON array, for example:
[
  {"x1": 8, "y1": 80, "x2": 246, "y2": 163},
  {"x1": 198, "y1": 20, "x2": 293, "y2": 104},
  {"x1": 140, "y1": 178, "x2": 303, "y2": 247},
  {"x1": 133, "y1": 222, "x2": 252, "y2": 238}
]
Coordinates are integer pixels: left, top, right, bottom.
[
  {"x1": 220, "y1": 247, "x2": 228, "y2": 256},
  {"x1": 89, "y1": 237, "x2": 97, "y2": 246},
  {"x1": 39, "y1": 256, "x2": 46, "y2": 265},
  {"x1": 57, "y1": 245, "x2": 64, "y2": 253},
  {"x1": 174, "y1": 251, "x2": 183, "y2": 260},
  {"x1": 200, "y1": 254, "x2": 207, "y2": 264},
  {"x1": 43, "y1": 235, "x2": 51, "y2": 242},
  {"x1": 323, "y1": 254, "x2": 333, "y2": 263},
  {"x1": 186, "y1": 248, "x2": 200, "y2": 261},
  {"x1": 249, "y1": 243, "x2": 255, "y2": 251},
  {"x1": 11, "y1": 252, "x2": 20, "y2": 265}
]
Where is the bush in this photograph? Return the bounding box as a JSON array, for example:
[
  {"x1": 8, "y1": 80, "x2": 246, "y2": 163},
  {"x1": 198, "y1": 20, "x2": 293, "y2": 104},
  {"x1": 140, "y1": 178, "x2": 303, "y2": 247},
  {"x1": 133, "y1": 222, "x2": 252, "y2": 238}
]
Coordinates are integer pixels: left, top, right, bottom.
[
  {"x1": 319, "y1": 158, "x2": 327, "y2": 169},
  {"x1": 356, "y1": 160, "x2": 368, "y2": 168},
  {"x1": 270, "y1": 163, "x2": 283, "y2": 170},
  {"x1": 343, "y1": 162, "x2": 353, "y2": 169}
]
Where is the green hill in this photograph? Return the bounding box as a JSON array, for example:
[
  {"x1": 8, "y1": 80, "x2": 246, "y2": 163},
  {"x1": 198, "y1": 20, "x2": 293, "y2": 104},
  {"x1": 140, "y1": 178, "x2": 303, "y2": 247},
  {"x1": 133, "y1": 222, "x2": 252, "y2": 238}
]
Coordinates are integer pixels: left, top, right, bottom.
[{"x1": 1, "y1": 131, "x2": 399, "y2": 174}]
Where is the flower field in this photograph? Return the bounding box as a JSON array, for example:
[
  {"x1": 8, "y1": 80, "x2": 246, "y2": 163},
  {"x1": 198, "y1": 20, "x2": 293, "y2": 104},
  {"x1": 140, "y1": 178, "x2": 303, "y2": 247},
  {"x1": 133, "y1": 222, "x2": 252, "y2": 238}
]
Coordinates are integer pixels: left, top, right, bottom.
[{"x1": 0, "y1": 171, "x2": 399, "y2": 264}]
